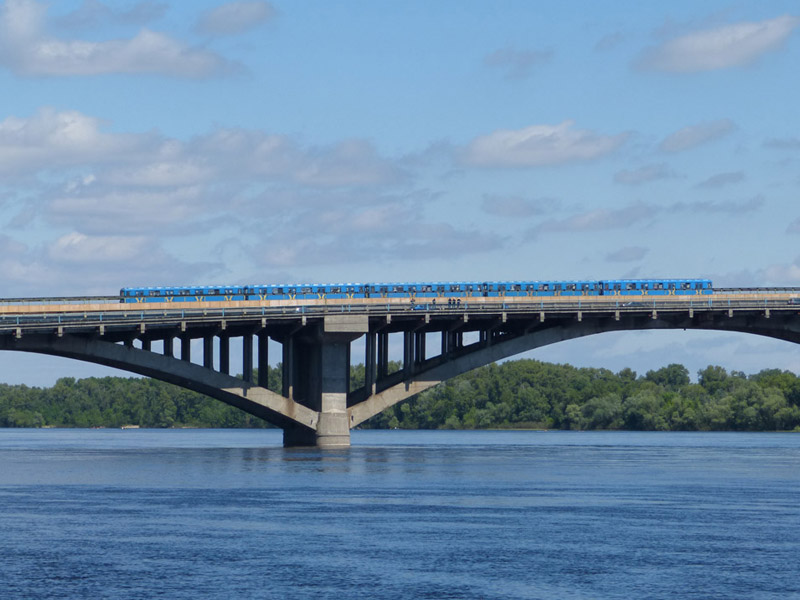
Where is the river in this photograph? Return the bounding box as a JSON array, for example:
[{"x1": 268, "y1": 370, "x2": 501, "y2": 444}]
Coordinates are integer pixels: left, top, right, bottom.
[{"x1": 1, "y1": 429, "x2": 798, "y2": 599}]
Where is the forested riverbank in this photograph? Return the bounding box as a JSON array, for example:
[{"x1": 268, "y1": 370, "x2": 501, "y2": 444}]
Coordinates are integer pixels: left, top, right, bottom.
[{"x1": 1, "y1": 360, "x2": 799, "y2": 431}]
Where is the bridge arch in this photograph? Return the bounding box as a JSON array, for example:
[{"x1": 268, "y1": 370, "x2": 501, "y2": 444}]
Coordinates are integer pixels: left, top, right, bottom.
[{"x1": 348, "y1": 315, "x2": 800, "y2": 427}]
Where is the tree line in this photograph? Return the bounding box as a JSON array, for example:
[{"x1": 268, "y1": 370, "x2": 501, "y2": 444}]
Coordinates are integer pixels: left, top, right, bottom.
[{"x1": 1, "y1": 360, "x2": 800, "y2": 431}]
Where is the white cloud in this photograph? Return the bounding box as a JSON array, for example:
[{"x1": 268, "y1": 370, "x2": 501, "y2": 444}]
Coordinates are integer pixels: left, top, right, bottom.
[
  {"x1": 55, "y1": 1, "x2": 167, "y2": 30},
  {"x1": 462, "y1": 121, "x2": 628, "y2": 168},
  {"x1": 614, "y1": 163, "x2": 676, "y2": 185},
  {"x1": 694, "y1": 171, "x2": 745, "y2": 189},
  {"x1": 667, "y1": 196, "x2": 763, "y2": 215},
  {"x1": 530, "y1": 202, "x2": 658, "y2": 236},
  {"x1": 48, "y1": 232, "x2": 151, "y2": 263},
  {"x1": 606, "y1": 247, "x2": 648, "y2": 262},
  {"x1": 640, "y1": 15, "x2": 800, "y2": 72},
  {"x1": 481, "y1": 195, "x2": 560, "y2": 218},
  {"x1": 659, "y1": 119, "x2": 735, "y2": 153},
  {"x1": 47, "y1": 186, "x2": 210, "y2": 234},
  {"x1": 0, "y1": 0, "x2": 234, "y2": 77},
  {"x1": 0, "y1": 108, "x2": 402, "y2": 188},
  {"x1": 762, "y1": 258, "x2": 800, "y2": 284},
  {"x1": 195, "y1": 1, "x2": 274, "y2": 37},
  {"x1": 0, "y1": 108, "x2": 150, "y2": 173}
]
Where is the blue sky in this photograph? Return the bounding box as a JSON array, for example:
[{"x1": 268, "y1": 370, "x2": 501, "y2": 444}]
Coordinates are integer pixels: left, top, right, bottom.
[{"x1": 1, "y1": 0, "x2": 800, "y2": 384}]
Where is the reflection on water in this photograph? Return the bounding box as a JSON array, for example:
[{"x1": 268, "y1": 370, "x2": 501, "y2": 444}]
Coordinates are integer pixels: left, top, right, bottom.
[{"x1": 1, "y1": 429, "x2": 799, "y2": 600}]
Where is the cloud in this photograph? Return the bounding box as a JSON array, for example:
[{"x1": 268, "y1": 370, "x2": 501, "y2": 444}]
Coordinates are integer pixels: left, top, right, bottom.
[
  {"x1": 638, "y1": 15, "x2": 800, "y2": 72},
  {"x1": 55, "y1": 1, "x2": 167, "y2": 30},
  {"x1": 483, "y1": 46, "x2": 553, "y2": 79},
  {"x1": 0, "y1": 0, "x2": 235, "y2": 77},
  {"x1": 667, "y1": 196, "x2": 763, "y2": 214},
  {"x1": 462, "y1": 121, "x2": 628, "y2": 168},
  {"x1": 47, "y1": 186, "x2": 214, "y2": 235},
  {"x1": 764, "y1": 137, "x2": 800, "y2": 150},
  {"x1": 193, "y1": 129, "x2": 404, "y2": 187},
  {"x1": 481, "y1": 195, "x2": 560, "y2": 218},
  {"x1": 606, "y1": 247, "x2": 648, "y2": 262},
  {"x1": 195, "y1": 1, "x2": 274, "y2": 36},
  {"x1": 762, "y1": 257, "x2": 800, "y2": 284},
  {"x1": 594, "y1": 32, "x2": 625, "y2": 52},
  {"x1": 0, "y1": 108, "x2": 403, "y2": 189},
  {"x1": 0, "y1": 231, "x2": 216, "y2": 295},
  {"x1": 659, "y1": 119, "x2": 735, "y2": 153},
  {"x1": 252, "y1": 222, "x2": 504, "y2": 268},
  {"x1": 694, "y1": 171, "x2": 745, "y2": 189},
  {"x1": 530, "y1": 202, "x2": 658, "y2": 236},
  {"x1": 614, "y1": 163, "x2": 676, "y2": 185},
  {"x1": 788, "y1": 218, "x2": 800, "y2": 234},
  {"x1": 48, "y1": 232, "x2": 152, "y2": 263},
  {"x1": 0, "y1": 106, "x2": 447, "y2": 281},
  {"x1": 0, "y1": 108, "x2": 152, "y2": 174}
]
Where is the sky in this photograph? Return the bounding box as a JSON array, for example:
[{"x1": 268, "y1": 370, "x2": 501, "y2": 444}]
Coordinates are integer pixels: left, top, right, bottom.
[{"x1": 1, "y1": 0, "x2": 800, "y2": 385}]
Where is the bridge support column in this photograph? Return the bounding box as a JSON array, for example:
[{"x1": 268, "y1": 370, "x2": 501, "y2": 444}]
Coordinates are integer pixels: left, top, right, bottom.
[
  {"x1": 365, "y1": 331, "x2": 377, "y2": 395},
  {"x1": 377, "y1": 332, "x2": 389, "y2": 378},
  {"x1": 282, "y1": 315, "x2": 368, "y2": 449},
  {"x1": 220, "y1": 335, "x2": 230, "y2": 375},
  {"x1": 242, "y1": 334, "x2": 253, "y2": 383},
  {"x1": 257, "y1": 333, "x2": 269, "y2": 387}
]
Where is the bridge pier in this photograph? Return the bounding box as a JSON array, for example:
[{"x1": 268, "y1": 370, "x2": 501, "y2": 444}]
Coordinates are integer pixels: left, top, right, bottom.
[{"x1": 280, "y1": 315, "x2": 368, "y2": 448}]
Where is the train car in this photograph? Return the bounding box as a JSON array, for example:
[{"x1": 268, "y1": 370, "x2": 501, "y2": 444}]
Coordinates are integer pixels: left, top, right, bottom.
[{"x1": 599, "y1": 279, "x2": 712, "y2": 296}]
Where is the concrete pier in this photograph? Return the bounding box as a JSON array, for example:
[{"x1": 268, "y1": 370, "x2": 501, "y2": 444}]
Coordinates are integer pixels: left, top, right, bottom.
[{"x1": 281, "y1": 315, "x2": 368, "y2": 448}]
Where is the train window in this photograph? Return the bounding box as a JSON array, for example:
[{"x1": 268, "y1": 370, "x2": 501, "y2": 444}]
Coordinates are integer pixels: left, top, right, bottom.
[
  {"x1": 695, "y1": 283, "x2": 703, "y2": 289},
  {"x1": 409, "y1": 286, "x2": 416, "y2": 293},
  {"x1": 301, "y1": 287, "x2": 312, "y2": 294},
  {"x1": 449, "y1": 285, "x2": 460, "y2": 292},
  {"x1": 626, "y1": 283, "x2": 636, "y2": 290},
  {"x1": 654, "y1": 283, "x2": 662, "y2": 290},
  {"x1": 539, "y1": 284, "x2": 549, "y2": 291},
  {"x1": 682, "y1": 282, "x2": 691, "y2": 289},
  {"x1": 466, "y1": 285, "x2": 473, "y2": 291},
  {"x1": 288, "y1": 288, "x2": 296, "y2": 294},
  {"x1": 498, "y1": 285, "x2": 505, "y2": 291},
  {"x1": 330, "y1": 286, "x2": 340, "y2": 293},
  {"x1": 553, "y1": 284, "x2": 562, "y2": 291},
  {"x1": 567, "y1": 284, "x2": 576, "y2": 291}
]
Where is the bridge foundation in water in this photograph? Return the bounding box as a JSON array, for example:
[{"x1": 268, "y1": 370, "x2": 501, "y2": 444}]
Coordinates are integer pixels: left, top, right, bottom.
[{"x1": 281, "y1": 315, "x2": 368, "y2": 448}]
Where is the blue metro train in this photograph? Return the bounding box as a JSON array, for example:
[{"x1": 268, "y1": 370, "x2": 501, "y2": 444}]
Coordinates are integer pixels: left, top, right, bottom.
[{"x1": 120, "y1": 278, "x2": 713, "y2": 303}]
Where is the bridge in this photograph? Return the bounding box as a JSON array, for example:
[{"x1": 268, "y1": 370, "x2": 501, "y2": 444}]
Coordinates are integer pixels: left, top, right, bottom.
[{"x1": 1, "y1": 290, "x2": 799, "y2": 447}]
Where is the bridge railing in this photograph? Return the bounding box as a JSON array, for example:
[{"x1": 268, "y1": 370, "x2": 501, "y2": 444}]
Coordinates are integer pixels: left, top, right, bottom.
[{"x1": 0, "y1": 296, "x2": 120, "y2": 306}]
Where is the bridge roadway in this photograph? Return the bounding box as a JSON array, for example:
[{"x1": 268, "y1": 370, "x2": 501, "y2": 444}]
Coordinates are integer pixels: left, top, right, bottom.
[{"x1": 1, "y1": 290, "x2": 799, "y2": 447}]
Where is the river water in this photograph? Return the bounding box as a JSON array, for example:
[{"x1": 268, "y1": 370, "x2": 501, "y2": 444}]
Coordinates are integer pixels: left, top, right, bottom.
[{"x1": 1, "y1": 429, "x2": 798, "y2": 599}]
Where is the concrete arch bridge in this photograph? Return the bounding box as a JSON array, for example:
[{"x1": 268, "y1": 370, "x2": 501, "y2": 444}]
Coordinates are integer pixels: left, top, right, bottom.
[{"x1": 1, "y1": 291, "x2": 799, "y2": 447}]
